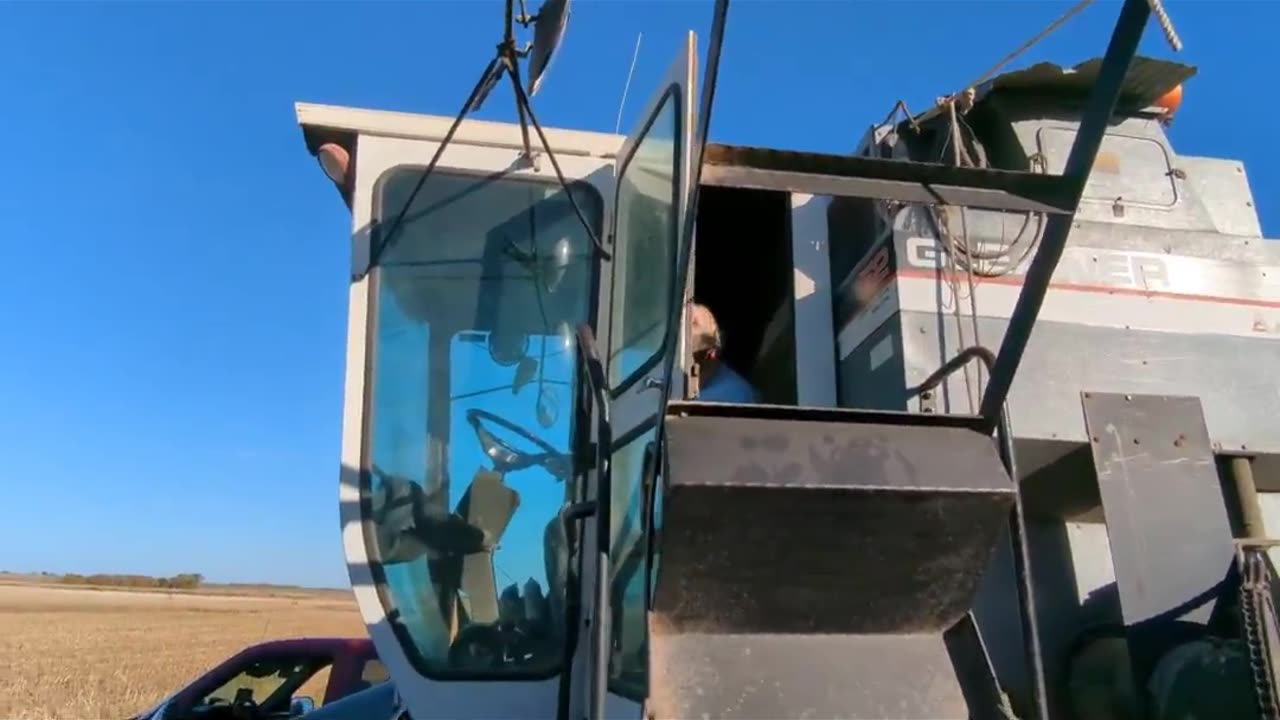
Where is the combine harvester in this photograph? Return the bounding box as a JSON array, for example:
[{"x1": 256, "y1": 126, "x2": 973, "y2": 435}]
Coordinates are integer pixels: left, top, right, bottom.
[{"x1": 294, "y1": 0, "x2": 1280, "y2": 717}]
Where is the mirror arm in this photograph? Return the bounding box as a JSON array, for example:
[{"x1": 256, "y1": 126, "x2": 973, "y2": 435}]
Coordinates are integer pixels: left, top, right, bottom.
[
  {"x1": 365, "y1": 54, "x2": 503, "y2": 273},
  {"x1": 509, "y1": 68, "x2": 613, "y2": 261},
  {"x1": 369, "y1": 0, "x2": 609, "y2": 272}
]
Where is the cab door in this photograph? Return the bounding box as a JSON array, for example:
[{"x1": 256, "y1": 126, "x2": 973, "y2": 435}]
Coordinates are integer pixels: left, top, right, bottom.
[{"x1": 594, "y1": 30, "x2": 698, "y2": 712}]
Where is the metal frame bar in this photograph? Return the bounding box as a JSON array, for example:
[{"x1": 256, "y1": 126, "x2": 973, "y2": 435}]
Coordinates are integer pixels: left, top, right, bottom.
[
  {"x1": 978, "y1": 0, "x2": 1153, "y2": 429},
  {"x1": 667, "y1": 399, "x2": 987, "y2": 432},
  {"x1": 701, "y1": 144, "x2": 1077, "y2": 215}
]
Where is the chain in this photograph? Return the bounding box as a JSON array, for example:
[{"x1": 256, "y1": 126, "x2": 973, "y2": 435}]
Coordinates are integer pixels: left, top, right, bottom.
[
  {"x1": 1240, "y1": 548, "x2": 1280, "y2": 720},
  {"x1": 1145, "y1": 0, "x2": 1183, "y2": 52}
]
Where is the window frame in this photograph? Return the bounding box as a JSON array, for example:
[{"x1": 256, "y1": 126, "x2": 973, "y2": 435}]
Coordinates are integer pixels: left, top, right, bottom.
[
  {"x1": 359, "y1": 165, "x2": 607, "y2": 683},
  {"x1": 606, "y1": 84, "x2": 684, "y2": 400}
]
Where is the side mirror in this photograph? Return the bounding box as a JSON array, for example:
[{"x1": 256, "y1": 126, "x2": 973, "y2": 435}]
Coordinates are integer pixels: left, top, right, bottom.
[{"x1": 290, "y1": 697, "x2": 315, "y2": 717}]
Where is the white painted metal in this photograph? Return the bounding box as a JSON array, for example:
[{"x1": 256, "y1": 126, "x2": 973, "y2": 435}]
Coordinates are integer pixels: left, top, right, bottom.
[
  {"x1": 297, "y1": 102, "x2": 623, "y2": 159},
  {"x1": 789, "y1": 193, "x2": 837, "y2": 407}
]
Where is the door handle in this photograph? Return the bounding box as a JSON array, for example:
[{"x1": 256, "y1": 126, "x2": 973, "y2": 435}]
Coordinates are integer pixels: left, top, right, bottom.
[{"x1": 643, "y1": 376, "x2": 665, "y2": 391}]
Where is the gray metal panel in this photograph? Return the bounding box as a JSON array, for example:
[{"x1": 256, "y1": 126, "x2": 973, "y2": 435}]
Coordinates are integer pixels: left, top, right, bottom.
[
  {"x1": 1006, "y1": 114, "x2": 1215, "y2": 233},
  {"x1": 898, "y1": 311, "x2": 1280, "y2": 460},
  {"x1": 896, "y1": 220, "x2": 1280, "y2": 296},
  {"x1": 1179, "y1": 155, "x2": 1264, "y2": 238},
  {"x1": 647, "y1": 631, "x2": 968, "y2": 720},
  {"x1": 837, "y1": 317, "x2": 908, "y2": 412},
  {"x1": 1036, "y1": 126, "x2": 1177, "y2": 208},
  {"x1": 887, "y1": 204, "x2": 1280, "y2": 270},
  {"x1": 1079, "y1": 392, "x2": 1235, "y2": 629}
]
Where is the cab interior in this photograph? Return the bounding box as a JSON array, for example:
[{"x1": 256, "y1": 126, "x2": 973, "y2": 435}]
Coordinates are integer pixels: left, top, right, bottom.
[{"x1": 689, "y1": 184, "x2": 797, "y2": 405}]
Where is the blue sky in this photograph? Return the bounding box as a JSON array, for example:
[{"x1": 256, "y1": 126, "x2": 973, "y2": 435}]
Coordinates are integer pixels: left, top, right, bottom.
[{"x1": 0, "y1": 1, "x2": 1275, "y2": 588}]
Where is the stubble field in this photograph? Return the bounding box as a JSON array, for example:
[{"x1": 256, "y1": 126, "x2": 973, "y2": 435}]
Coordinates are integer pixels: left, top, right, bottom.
[{"x1": 0, "y1": 582, "x2": 366, "y2": 720}]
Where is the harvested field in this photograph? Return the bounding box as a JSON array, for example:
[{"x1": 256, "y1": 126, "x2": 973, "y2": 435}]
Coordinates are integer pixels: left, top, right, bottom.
[{"x1": 0, "y1": 582, "x2": 365, "y2": 720}]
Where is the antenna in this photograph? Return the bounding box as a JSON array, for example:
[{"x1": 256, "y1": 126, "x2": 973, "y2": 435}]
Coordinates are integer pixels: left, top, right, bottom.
[
  {"x1": 366, "y1": 0, "x2": 610, "y2": 274},
  {"x1": 615, "y1": 32, "x2": 643, "y2": 134},
  {"x1": 527, "y1": 0, "x2": 571, "y2": 97}
]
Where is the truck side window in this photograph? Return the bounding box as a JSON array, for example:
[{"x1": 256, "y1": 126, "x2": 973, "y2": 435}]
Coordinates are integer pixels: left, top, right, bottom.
[
  {"x1": 193, "y1": 661, "x2": 311, "y2": 707},
  {"x1": 188, "y1": 658, "x2": 328, "y2": 717},
  {"x1": 196, "y1": 662, "x2": 295, "y2": 708}
]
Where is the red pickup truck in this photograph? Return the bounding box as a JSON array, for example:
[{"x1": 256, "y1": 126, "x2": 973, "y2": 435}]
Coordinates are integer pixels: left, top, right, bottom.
[{"x1": 131, "y1": 638, "x2": 388, "y2": 720}]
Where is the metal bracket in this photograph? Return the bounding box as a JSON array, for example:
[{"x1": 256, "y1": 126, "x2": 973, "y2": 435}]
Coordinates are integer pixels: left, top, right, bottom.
[{"x1": 1080, "y1": 391, "x2": 1237, "y2": 680}]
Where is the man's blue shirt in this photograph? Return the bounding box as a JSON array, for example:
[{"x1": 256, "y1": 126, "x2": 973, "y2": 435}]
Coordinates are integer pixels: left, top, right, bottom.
[{"x1": 698, "y1": 365, "x2": 758, "y2": 403}]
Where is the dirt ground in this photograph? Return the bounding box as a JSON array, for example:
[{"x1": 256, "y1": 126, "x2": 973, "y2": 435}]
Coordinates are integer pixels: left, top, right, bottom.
[{"x1": 0, "y1": 582, "x2": 366, "y2": 720}]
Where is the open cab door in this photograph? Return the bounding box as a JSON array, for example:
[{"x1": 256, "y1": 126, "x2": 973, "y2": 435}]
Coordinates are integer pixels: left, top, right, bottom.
[{"x1": 576, "y1": 30, "x2": 698, "y2": 720}]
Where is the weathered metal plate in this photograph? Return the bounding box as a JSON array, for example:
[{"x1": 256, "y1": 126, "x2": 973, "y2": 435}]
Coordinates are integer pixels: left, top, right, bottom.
[
  {"x1": 656, "y1": 412, "x2": 1014, "y2": 635},
  {"x1": 648, "y1": 631, "x2": 968, "y2": 720},
  {"x1": 1079, "y1": 392, "x2": 1235, "y2": 629},
  {"x1": 649, "y1": 409, "x2": 1014, "y2": 719}
]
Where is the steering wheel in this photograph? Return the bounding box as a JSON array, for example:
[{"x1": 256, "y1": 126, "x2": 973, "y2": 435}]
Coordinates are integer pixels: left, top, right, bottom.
[
  {"x1": 448, "y1": 621, "x2": 546, "y2": 670},
  {"x1": 466, "y1": 409, "x2": 571, "y2": 481}
]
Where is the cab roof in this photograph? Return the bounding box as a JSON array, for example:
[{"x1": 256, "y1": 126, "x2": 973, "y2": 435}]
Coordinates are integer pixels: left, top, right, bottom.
[{"x1": 295, "y1": 102, "x2": 624, "y2": 207}]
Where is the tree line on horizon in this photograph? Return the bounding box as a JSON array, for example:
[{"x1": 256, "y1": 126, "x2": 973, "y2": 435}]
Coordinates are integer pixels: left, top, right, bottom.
[
  {"x1": 1, "y1": 570, "x2": 344, "y2": 592},
  {"x1": 58, "y1": 572, "x2": 205, "y2": 590}
]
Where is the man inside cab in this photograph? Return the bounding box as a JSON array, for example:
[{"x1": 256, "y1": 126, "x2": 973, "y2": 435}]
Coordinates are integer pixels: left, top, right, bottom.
[{"x1": 688, "y1": 302, "x2": 759, "y2": 404}]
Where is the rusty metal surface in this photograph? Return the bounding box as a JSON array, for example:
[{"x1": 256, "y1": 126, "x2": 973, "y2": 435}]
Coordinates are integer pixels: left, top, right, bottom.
[
  {"x1": 977, "y1": 55, "x2": 1196, "y2": 111},
  {"x1": 648, "y1": 630, "x2": 969, "y2": 720},
  {"x1": 1080, "y1": 392, "x2": 1236, "y2": 671}
]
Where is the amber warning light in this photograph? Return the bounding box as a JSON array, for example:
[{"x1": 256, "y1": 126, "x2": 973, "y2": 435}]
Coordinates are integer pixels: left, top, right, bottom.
[
  {"x1": 317, "y1": 143, "x2": 351, "y2": 186},
  {"x1": 1155, "y1": 83, "x2": 1184, "y2": 121}
]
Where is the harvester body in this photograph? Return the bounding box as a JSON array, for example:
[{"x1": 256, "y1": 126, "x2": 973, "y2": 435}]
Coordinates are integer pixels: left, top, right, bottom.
[{"x1": 295, "y1": 1, "x2": 1280, "y2": 717}]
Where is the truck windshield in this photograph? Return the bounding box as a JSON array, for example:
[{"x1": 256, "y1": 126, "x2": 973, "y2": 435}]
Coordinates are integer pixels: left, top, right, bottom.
[{"x1": 364, "y1": 167, "x2": 603, "y2": 679}]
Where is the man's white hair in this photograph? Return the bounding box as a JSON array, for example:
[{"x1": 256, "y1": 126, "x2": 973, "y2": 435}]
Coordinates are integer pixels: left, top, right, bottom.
[{"x1": 689, "y1": 302, "x2": 722, "y2": 354}]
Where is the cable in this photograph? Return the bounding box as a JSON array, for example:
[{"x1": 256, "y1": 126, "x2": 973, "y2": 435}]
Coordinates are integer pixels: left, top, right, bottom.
[
  {"x1": 508, "y1": 65, "x2": 612, "y2": 262},
  {"x1": 1146, "y1": 0, "x2": 1183, "y2": 52},
  {"x1": 615, "y1": 33, "x2": 643, "y2": 134},
  {"x1": 371, "y1": 39, "x2": 614, "y2": 272},
  {"x1": 959, "y1": 0, "x2": 1096, "y2": 96},
  {"x1": 372, "y1": 56, "x2": 502, "y2": 270},
  {"x1": 913, "y1": 0, "x2": 1097, "y2": 128}
]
